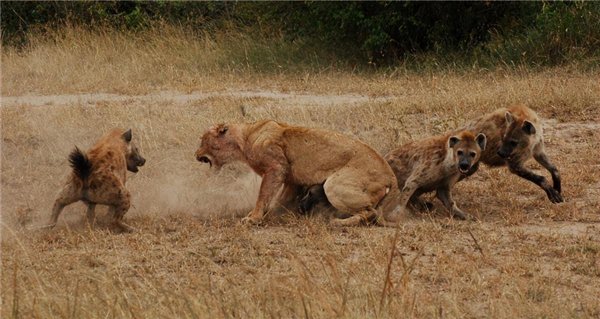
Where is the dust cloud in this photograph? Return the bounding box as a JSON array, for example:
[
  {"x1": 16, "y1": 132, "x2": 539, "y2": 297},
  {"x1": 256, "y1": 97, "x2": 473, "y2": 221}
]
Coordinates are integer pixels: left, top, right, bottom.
[{"x1": 132, "y1": 163, "x2": 262, "y2": 219}]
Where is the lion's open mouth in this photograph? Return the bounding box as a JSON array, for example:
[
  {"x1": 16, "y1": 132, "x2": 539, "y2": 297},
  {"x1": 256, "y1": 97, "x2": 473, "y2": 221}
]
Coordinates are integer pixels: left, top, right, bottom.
[{"x1": 197, "y1": 155, "x2": 212, "y2": 167}]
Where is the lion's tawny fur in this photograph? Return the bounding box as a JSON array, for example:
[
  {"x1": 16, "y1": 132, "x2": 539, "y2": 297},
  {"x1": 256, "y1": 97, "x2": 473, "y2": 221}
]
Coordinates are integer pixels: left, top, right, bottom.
[{"x1": 195, "y1": 120, "x2": 402, "y2": 226}]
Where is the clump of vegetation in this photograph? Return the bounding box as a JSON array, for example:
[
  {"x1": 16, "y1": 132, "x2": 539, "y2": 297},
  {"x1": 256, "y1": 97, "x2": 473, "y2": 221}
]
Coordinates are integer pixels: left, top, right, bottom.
[{"x1": 2, "y1": 1, "x2": 599, "y2": 69}]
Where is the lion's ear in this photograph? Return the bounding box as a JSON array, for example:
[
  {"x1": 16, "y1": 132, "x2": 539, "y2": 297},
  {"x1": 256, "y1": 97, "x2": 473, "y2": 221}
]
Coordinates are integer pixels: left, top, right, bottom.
[
  {"x1": 218, "y1": 125, "x2": 228, "y2": 136},
  {"x1": 122, "y1": 129, "x2": 132, "y2": 143}
]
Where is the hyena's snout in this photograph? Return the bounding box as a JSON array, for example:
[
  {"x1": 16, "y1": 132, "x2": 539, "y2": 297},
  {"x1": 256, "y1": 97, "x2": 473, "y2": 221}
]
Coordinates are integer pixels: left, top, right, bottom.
[
  {"x1": 497, "y1": 147, "x2": 511, "y2": 159},
  {"x1": 459, "y1": 161, "x2": 470, "y2": 172},
  {"x1": 458, "y1": 158, "x2": 472, "y2": 173}
]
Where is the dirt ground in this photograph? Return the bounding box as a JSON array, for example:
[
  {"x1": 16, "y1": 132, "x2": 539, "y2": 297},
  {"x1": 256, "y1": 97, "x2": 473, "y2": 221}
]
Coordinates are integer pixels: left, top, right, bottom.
[{"x1": 2, "y1": 73, "x2": 600, "y2": 318}]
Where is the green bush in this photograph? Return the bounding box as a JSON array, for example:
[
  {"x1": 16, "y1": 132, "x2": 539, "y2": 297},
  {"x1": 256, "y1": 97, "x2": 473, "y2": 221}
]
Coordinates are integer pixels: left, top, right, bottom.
[{"x1": 480, "y1": 2, "x2": 600, "y2": 67}]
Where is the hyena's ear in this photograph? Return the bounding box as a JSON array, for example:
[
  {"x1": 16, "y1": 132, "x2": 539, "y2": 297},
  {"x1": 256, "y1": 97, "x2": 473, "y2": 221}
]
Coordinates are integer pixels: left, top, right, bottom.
[
  {"x1": 217, "y1": 125, "x2": 228, "y2": 136},
  {"x1": 448, "y1": 136, "x2": 460, "y2": 148},
  {"x1": 476, "y1": 133, "x2": 487, "y2": 151},
  {"x1": 505, "y1": 111, "x2": 515, "y2": 124},
  {"x1": 522, "y1": 120, "x2": 536, "y2": 135},
  {"x1": 122, "y1": 129, "x2": 132, "y2": 143}
]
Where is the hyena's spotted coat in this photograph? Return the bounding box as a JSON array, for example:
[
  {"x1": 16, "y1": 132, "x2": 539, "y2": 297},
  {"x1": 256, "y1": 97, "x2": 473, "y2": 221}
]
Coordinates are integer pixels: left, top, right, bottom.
[
  {"x1": 462, "y1": 104, "x2": 563, "y2": 203},
  {"x1": 384, "y1": 130, "x2": 487, "y2": 220},
  {"x1": 49, "y1": 129, "x2": 145, "y2": 232}
]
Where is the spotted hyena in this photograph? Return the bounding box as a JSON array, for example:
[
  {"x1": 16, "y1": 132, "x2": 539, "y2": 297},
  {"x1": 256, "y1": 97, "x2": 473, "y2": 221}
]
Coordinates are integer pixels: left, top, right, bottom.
[
  {"x1": 49, "y1": 129, "x2": 145, "y2": 232},
  {"x1": 462, "y1": 104, "x2": 563, "y2": 203},
  {"x1": 383, "y1": 130, "x2": 487, "y2": 220}
]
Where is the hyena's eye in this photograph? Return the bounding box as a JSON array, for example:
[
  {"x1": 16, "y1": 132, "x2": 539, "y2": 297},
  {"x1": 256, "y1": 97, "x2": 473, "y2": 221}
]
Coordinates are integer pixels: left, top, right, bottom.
[
  {"x1": 469, "y1": 151, "x2": 477, "y2": 157},
  {"x1": 457, "y1": 150, "x2": 464, "y2": 156},
  {"x1": 510, "y1": 140, "x2": 518, "y2": 147}
]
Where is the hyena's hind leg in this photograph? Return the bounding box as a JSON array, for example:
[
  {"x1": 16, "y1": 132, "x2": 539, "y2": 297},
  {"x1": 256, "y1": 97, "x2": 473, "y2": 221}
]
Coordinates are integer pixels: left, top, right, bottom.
[
  {"x1": 50, "y1": 180, "x2": 82, "y2": 227},
  {"x1": 83, "y1": 201, "x2": 97, "y2": 228}
]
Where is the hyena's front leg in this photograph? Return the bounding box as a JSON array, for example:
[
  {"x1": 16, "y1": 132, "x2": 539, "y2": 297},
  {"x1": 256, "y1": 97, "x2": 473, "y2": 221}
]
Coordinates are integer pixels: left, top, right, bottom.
[
  {"x1": 110, "y1": 190, "x2": 134, "y2": 232},
  {"x1": 435, "y1": 186, "x2": 473, "y2": 220},
  {"x1": 409, "y1": 193, "x2": 434, "y2": 212},
  {"x1": 87, "y1": 177, "x2": 135, "y2": 232},
  {"x1": 50, "y1": 181, "x2": 81, "y2": 227},
  {"x1": 533, "y1": 144, "x2": 562, "y2": 193},
  {"x1": 508, "y1": 160, "x2": 563, "y2": 203}
]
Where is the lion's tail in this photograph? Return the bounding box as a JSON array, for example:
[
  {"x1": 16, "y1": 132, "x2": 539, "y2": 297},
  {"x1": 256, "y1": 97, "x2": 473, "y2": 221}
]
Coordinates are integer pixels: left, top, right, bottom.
[
  {"x1": 375, "y1": 183, "x2": 405, "y2": 227},
  {"x1": 69, "y1": 147, "x2": 92, "y2": 180}
]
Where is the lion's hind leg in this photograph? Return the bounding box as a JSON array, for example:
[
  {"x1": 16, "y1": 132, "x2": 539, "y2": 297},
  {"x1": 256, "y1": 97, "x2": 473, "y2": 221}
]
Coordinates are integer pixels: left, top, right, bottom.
[
  {"x1": 330, "y1": 208, "x2": 377, "y2": 227},
  {"x1": 323, "y1": 168, "x2": 385, "y2": 227}
]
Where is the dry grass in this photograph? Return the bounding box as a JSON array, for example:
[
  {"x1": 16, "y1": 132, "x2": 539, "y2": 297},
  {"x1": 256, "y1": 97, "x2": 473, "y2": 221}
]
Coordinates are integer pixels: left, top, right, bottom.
[{"x1": 2, "y1": 27, "x2": 600, "y2": 318}]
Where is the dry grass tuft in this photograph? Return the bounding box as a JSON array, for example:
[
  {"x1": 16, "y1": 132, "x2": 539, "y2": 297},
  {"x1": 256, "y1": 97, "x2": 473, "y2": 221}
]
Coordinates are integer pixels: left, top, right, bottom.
[{"x1": 2, "y1": 27, "x2": 600, "y2": 318}]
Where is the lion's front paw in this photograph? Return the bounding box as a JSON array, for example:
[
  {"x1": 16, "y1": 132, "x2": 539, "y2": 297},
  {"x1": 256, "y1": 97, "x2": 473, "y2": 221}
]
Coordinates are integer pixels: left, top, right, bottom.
[{"x1": 241, "y1": 216, "x2": 262, "y2": 225}]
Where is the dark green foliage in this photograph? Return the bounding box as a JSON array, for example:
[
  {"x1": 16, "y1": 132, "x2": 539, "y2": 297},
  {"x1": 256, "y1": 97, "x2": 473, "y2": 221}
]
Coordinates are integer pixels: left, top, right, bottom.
[
  {"x1": 254, "y1": 2, "x2": 537, "y2": 63},
  {"x1": 479, "y1": 2, "x2": 600, "y2": 66},
  {"x1": 1, "y1": 1, "x2": 233, "y2": 46},
  {"x1": 1, "y1": 1, "x2": 598, "y2": 68}
]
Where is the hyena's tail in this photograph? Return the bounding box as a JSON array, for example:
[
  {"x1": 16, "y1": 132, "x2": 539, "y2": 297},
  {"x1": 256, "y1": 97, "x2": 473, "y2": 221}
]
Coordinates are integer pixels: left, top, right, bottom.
[{"x1": 69, "y1": 147, "x2": 92, "y2": 180}]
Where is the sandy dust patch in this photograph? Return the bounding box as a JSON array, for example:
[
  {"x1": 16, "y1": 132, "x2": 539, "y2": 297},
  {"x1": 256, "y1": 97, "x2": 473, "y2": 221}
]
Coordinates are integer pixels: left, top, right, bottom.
[
  {"x1": 1, "y1": 90, "x2": 392, "y2": 107},
  {"x1": 544, "y1": 118, "x2": 600, "y2": 140},
  {"x1": 513, "y1": 221, "x2": 600, "y2": 238}
]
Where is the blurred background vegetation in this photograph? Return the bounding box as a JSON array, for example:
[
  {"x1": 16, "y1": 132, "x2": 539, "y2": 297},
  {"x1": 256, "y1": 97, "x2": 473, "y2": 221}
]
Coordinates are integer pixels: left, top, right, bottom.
[{"x1": 2, "y1": 1, "x2": 599, "y2": 70}]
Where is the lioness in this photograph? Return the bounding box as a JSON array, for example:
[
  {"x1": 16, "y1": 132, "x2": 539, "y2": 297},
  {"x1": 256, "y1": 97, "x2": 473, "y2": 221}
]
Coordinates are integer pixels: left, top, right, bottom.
[
  {"x1": 49, "y1": 129, "x2": 145, "y2": 232},
  {"x1": 384, "y1": 130, "x2": 486, "y2": 220},
  {"x1": 195, "y1": 120, "x2": 402, "y2": 226}
]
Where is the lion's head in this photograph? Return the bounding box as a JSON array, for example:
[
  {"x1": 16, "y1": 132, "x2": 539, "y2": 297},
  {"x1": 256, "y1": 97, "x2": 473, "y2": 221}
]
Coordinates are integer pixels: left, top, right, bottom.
[{"x1": 195, "y1": 124, "x2": 244, "y2": 169}]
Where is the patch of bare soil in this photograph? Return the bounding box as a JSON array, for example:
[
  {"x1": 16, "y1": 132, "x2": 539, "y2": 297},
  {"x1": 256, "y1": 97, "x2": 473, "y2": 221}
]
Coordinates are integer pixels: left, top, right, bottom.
[
  {"x1": 1, "y1": 90, "x2": 392, "y2": 107},
  {"x1": 514, "y1": 221, "x2": 600, "y2": 238}
]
